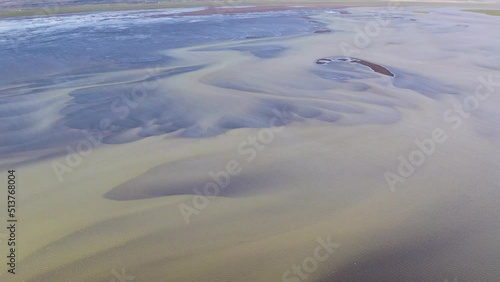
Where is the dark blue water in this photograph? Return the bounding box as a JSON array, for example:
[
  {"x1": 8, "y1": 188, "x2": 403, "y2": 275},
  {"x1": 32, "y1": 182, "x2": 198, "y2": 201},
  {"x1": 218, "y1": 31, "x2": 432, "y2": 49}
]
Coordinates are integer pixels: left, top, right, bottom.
[{"x1": 0, "y1": 8, "x2": 329, "y2": 85}]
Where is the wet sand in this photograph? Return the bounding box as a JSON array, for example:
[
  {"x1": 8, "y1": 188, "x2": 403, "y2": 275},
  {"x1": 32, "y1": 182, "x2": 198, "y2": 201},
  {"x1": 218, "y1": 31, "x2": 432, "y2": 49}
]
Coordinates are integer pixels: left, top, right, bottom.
[{"x1": 1, "y1": 3, "x2": 500, "y2": 282}]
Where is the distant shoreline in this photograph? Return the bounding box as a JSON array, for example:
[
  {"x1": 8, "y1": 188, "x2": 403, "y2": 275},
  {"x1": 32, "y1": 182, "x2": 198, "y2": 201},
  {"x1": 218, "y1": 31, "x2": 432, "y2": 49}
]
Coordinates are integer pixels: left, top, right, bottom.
[
  {"x1": 0, "y1": 1, "x2": 497, "y2": 19},
  {"x1": 151, "y1": 4, "x2": 352, "y2": 18},
  {"x1": 0, "y1": 1, "x2": 345, "y2": 19}
]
